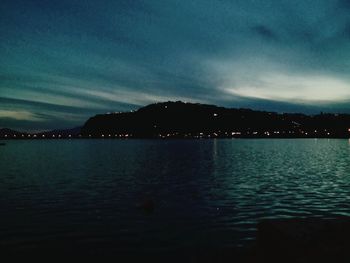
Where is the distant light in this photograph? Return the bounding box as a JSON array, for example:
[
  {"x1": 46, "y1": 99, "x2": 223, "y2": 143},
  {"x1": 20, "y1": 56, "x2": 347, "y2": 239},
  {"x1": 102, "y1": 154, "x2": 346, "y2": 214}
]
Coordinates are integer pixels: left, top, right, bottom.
[
  {"x1": 42, "y1": 135, "x2": 45, "y2": 138},
  {"x1": 327, "y1": 132, "x2": 330, "y2": 135},
  {"x1": 101, "y1": 134, "x2": 104, "y2": 137},
  {"x1": 4, "y1": 134, "x2": 7, "y2": 137},
  {"x1": 213, "y1": 113, "x2": 218, "y2": 117},
  {"x1": 52, "y1": 135, "x2": 55, "y2": 138},
  {"x1": 68, "y1": 134, "x2": 72, "y2": 138}
]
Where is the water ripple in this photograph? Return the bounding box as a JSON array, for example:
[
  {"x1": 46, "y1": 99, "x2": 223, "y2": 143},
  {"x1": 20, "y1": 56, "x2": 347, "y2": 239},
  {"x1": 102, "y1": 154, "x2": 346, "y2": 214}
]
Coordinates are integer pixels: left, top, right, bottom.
[{"x1": 1, "y1": 139, "x2": 350, "y2": 249}]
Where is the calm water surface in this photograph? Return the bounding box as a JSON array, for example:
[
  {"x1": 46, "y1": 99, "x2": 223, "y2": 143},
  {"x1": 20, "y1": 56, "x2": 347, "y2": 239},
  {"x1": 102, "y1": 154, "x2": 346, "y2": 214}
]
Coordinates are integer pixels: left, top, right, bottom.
[{"x1": 1, "y1": 139, "x2": 350, "y2": 254}]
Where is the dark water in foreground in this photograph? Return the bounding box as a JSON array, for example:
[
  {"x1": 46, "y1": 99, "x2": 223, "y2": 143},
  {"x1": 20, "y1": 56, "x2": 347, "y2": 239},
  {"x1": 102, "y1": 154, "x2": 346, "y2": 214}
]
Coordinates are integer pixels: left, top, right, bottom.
[{"x1": 1, "y1": 139, "x2": 350, "y2": 256}]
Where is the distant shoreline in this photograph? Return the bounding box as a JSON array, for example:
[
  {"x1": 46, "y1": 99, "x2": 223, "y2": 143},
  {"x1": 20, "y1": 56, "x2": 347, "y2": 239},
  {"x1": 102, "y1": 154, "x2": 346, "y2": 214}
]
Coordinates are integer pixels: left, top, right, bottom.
[
  {"x1": 2, "y1": 134, "x2": 350, "y2": 140},
  {"x1": 3, "y1": 101, "x2": 350, "y2": 140}
]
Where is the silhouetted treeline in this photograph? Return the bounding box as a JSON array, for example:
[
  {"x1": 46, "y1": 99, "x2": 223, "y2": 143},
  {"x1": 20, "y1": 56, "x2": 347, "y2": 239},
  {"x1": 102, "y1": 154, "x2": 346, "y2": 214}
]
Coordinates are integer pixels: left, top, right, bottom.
[
  {"x1": 80, "y1": 101, "x2": 350, "y2": 138},
  {"x1": 2, "y1": 101, "x2": 350, "y2": 139}
]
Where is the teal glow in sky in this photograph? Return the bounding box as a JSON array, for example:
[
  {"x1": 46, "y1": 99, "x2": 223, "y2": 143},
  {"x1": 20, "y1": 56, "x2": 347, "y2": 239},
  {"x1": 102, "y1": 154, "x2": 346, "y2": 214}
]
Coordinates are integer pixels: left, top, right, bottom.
[{"x1": 1, "y1": 0, "x2": 350, "y2": 131}]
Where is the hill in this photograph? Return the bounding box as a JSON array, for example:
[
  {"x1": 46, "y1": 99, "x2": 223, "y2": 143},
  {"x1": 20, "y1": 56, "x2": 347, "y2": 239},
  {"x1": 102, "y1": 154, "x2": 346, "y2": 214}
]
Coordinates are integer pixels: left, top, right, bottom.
[{"x1": 80, "y1": 101, "x2": 350, "y2": 138}]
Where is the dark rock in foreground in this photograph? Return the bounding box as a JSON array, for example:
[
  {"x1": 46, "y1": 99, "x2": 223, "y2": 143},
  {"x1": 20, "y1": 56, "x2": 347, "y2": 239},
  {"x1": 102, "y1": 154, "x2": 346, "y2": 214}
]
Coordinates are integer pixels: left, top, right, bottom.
[
  {"x1": 3, "y1": 218, "x2": 350, "y2": 262},
  {"x1": 255, "y1": 218, "x2": 350, "y2": 262}
]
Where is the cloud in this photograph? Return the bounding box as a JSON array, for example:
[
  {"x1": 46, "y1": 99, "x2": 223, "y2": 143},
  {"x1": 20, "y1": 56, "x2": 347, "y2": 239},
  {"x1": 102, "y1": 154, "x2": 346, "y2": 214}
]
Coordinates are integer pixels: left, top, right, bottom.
[
  {"x1": 0, "y1": 110, "x2": 44, "y2": 122},
  {"x1": 252, "y1": 25, "x2": 278, "y2": 40},
  {"x1": 222, "y1": 72, "x2": 350, "y2": 103}
]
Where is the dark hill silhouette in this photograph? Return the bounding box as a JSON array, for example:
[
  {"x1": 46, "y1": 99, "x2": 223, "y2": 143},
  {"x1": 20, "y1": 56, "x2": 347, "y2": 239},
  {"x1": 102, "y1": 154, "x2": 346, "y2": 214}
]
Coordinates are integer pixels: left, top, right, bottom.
[
  {"x1": 2, "y1": 101, "x2": 350, "y2": 139},
  {"x1": 80, "y1": 101, "x2": 350, "y2": 138}
]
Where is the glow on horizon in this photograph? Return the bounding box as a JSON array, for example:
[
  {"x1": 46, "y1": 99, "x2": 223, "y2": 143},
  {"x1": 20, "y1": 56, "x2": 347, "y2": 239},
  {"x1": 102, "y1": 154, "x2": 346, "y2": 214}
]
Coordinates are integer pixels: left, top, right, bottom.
[
  {"x1": 222, "y1": 73, "x2": 350, "y2": 103},
  {"x1": 0, "y1": 110, "x2": 44, "y2": 122}
]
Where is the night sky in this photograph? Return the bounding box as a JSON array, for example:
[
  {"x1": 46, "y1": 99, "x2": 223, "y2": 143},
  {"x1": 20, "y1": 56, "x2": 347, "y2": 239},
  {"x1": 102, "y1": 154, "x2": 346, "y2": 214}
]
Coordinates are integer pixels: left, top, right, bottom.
[{"x1": 1, "y1": 0, "x2": 350, "y2": 131}]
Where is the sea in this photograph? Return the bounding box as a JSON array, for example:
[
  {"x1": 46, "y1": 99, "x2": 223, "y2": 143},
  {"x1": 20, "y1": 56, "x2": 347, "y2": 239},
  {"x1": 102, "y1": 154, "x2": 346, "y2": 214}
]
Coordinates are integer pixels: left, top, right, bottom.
[{"x1": 1, "y1": 139, "x2": 350, "y2": 258}]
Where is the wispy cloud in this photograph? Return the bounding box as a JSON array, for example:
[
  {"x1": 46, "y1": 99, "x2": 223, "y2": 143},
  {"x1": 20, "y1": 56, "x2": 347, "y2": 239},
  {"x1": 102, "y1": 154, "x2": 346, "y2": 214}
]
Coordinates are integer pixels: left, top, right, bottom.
[
  {"x1": 222, "y1": 72, "x2": 350, "y2": 104},
  {"x1": 0, "y1": 110, "x2": 44, "y2": 122}
]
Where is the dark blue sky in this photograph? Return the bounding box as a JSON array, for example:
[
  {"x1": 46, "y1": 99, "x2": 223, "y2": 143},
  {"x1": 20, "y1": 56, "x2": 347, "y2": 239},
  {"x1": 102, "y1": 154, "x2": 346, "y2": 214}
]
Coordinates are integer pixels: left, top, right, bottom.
[{"x1": 1, "y1": 0, "x2": 350, "y2": 131}]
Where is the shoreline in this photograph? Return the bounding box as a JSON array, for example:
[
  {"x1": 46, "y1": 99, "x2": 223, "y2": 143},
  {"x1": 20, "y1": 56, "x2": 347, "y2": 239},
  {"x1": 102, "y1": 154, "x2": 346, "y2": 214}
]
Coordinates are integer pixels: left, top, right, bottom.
[{"x1": 1, "y1": 136, "x2": 350, "y2": 140}]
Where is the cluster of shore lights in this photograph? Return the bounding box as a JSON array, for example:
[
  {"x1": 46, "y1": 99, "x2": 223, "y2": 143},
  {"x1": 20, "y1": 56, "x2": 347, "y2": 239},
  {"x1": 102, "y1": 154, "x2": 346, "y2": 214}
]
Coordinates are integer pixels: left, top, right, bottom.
[
  {"x1": 2, "y1": 134, "x2": 73, "y2": 138},
  {"x1": 2, "y1": 129, "x2": 350, "y2": 139},
  {"x1": 101, "y1": 134, "x2": 130, "y2": 138}
]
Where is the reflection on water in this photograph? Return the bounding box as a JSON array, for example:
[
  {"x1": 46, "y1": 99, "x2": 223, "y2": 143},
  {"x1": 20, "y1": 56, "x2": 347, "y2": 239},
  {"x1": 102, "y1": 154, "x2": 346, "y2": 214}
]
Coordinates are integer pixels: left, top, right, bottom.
[{"x1": 1, "y1": 139, "x2": 350, "y2": 252}]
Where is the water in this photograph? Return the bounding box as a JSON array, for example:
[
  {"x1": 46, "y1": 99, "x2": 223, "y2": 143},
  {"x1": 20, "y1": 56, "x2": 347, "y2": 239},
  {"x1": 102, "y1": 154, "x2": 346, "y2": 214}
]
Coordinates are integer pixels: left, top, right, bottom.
[{"x1": 1, "y1": 139, "x2": 350, "y2": 255}]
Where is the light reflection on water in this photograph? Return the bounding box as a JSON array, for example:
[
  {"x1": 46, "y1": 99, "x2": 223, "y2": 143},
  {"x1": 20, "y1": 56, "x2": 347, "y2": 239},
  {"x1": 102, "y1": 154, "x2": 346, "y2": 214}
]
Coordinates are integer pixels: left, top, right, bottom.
[{"x1": 1, "y1": 139, "x2": 350, "y2": 251}]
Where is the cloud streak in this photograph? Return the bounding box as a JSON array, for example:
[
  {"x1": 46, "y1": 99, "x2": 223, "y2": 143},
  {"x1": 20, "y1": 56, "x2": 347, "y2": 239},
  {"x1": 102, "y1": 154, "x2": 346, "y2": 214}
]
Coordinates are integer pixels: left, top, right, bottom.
[{"x1": 0, "y1": 110, "x2": 44, "y2": 122}]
